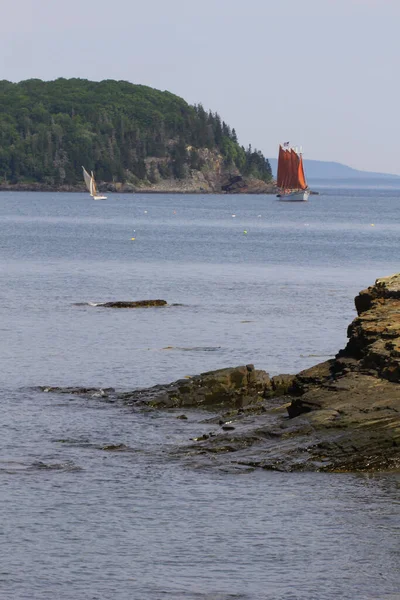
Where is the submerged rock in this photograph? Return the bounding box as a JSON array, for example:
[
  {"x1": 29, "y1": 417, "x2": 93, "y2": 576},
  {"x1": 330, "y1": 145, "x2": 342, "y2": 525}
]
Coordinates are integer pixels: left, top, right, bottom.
[
  {"x1": 39, "y1": 386, "x2": 115, "y2": 397},
  {"x1": 101, "y1": 443, "x2": 131, "y2": 452}
]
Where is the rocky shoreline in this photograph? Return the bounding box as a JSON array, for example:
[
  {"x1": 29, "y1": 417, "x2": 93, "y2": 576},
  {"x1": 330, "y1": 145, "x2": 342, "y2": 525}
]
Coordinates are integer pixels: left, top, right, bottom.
[
  {"x1": 0, "y1": 176, "x2": 278, "y2": 195},
  {"x1": 40, "y1": 274, "x2": 400, "y2": 473}
]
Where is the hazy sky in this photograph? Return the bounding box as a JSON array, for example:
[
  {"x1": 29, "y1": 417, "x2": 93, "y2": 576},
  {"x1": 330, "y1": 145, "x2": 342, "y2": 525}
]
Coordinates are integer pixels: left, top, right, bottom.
[{"x1": 2, "y1": 0, "x2": 400, "y2": 173}]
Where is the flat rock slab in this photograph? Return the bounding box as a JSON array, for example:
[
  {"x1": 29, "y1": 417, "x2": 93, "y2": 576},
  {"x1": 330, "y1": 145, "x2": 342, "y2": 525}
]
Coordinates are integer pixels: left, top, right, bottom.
[
  {"x1": 182, "y1": 370, "x2": 400, "y2": 472},
  {"x1": 93, "y1": 300, "x2": 167, "y2": 308}
]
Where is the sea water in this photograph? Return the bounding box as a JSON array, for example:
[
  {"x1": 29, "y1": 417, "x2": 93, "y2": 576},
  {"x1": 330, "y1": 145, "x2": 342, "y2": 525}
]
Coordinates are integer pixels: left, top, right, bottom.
[{"x1": 0, "y1": 187, "x2": 399, "y2": 599}]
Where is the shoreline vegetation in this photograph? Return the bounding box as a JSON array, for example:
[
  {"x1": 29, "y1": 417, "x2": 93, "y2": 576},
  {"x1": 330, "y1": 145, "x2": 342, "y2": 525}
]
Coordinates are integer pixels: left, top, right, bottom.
[
  {"x1": 0, "y1": 78, "x2": 274, "y2": 194},
  {"x1": 41, "y1": 273, "x2": 400, "y2": 472},
  {"x1": 0, "y1": 177, "x2": 278, "y2": 194}
]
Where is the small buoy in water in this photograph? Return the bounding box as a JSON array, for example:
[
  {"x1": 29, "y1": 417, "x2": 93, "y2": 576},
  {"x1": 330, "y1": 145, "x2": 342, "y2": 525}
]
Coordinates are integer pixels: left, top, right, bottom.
[
  {"x1": 173, "y1": 210, "x2": 176, "y2": 214},
  {"x1": 243, "y1": 230, "x2": 248, "y2": 234},
  {"x1": 144, "y1": 210, "x2": 148, "y2": 214},
  {"x1": 232, "y1": 214, "x2": 236, "y2": 217},
  {"x1": 131, "y1": 237, "x2": 136, "y2": 240},
  {"x1": 371, "y1": 224, "x2": 375, "y2": 227}
]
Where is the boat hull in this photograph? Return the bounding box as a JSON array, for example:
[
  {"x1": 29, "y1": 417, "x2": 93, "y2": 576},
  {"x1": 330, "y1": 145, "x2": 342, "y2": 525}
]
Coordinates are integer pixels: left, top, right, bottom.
[
  {"x1": 277, "y1": 190, "x2": 310, "y2": 202},
  {"x1": 93, "y1": 195, "x2": 107, "y2": 200}
]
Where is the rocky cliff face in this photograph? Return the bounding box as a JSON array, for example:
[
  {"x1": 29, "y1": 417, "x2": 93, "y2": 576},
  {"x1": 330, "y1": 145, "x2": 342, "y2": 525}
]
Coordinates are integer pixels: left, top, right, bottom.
[
  {"x1": 121, "y1": 148, "x2": 276, "y2": 194},
  {"x1": 339, "y1": 274, "x2": 400, "y2": 381},
  {"x1": 40, "y1": 274, "x2": 400, "y2": 472}
]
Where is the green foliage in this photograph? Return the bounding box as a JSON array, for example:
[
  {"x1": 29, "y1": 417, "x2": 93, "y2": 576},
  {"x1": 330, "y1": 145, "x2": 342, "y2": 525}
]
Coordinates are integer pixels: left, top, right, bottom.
[
  {"x1": 242, "y1": 146, "x2": 273, "y2": 182},
  {"x1": 0, "y1": 78, "x2": 272, "y2": 185}
]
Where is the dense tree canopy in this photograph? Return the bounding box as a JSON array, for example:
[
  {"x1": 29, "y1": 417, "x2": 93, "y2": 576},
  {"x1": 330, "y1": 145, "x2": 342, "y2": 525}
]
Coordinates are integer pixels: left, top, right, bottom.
[{"x1": 0, "y1": 78, "x2": 272, "y2": 185}]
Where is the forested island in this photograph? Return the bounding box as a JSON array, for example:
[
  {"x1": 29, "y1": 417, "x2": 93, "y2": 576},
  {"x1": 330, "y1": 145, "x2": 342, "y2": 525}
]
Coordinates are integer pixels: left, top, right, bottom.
[{"x1": 0, "y1": 78, "x2": 273, "y2": 193}]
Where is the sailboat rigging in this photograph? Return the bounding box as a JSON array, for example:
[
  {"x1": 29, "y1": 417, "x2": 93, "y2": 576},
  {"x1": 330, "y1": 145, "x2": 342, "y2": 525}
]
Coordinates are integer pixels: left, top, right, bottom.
[
  {"x1": 82, "y1": 167, "x2": 107, "y2": 200},
  {"x1": 276, "y1": 145, "x2": 309, "y2": 202}
]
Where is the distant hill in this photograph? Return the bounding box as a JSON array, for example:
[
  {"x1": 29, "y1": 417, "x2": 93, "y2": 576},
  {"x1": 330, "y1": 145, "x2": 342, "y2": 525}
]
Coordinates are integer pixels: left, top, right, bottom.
[
  {"x1": 0, "y1": 78, "x2": 272, "y2": 192},
  {"x1": 268, "y1": 158, "x2": 400, "y2": 180}
]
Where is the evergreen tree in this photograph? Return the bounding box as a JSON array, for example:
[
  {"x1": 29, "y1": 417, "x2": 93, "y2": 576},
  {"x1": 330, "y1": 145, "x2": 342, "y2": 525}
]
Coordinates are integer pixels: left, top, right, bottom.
[
  {"x1": 189, "y1": 148, "x2": 203, "y2": 170},
  {"x1": 171, "y1": 138, "x2": 187, "y2": 179},
  {"x1": 0, "y1": 78, "x2": 272, "y2": 185},
  {"x1": 148, "y1": 161, "x2": 158, "y2": 183}
]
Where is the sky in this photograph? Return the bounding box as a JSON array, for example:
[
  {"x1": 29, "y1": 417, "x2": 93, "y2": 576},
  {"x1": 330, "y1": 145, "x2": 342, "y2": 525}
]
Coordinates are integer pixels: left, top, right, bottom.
[{"x1": 1, "y1": 0, "x2": 400, "y2": 174}]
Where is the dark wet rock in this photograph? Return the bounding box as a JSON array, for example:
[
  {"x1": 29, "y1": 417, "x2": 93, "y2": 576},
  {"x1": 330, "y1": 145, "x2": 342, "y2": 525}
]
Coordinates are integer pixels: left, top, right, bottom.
[
  {"x1": 30, "y1": 461, "x2": 83, "y2": 472},
  {"x1": 53, "y1": 438, "x2": 93, "y2": 447},
  {"x1": 221, "y1": 174, "x2": 277, "y2": 194},
  {"x1": 286, "y1": 397, "x2": 322, "y2": 418},
  {"x1": 93, "y1": 300, "x2": 167, "y2": 309},
  {"x1": 176, "y1": 414, "x2": 188, "y2": 420},
  {"x1": 101, "y1": 443, "x2": 131, "y2": 452},
  {"x1": 52, "y1": 438, "x2": 133, "y2": 452},
  {"x1": 221, "y1": 175, "x2": 246, "y2": 192}
]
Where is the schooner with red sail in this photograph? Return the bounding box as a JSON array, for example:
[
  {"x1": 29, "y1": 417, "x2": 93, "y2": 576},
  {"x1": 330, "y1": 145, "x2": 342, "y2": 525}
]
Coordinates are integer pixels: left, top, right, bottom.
[{"x1": 276, "y1": 144, "x2": 310, "y2": 202}]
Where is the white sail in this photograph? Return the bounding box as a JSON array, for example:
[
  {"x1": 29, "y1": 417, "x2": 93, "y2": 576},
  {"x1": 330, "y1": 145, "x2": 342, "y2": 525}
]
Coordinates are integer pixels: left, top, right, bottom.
[
  {"x1": 91, "y1": 171, "x2": 97, "y2": 196},
  {"x1": 82, "y1": 166, "x2": 107, "y2": 199},
  {"x1": 82, "y1": 166, "x2": 93, "y2": 195}
]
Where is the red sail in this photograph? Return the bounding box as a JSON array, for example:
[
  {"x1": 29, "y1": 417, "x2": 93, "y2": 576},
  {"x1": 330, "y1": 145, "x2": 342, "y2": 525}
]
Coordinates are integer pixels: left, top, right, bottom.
[
  {"x1": 297, "y1": 155, "x2": 307, "y2": 190},
  {"x1": 277, "y1": 145, "x2": 288, "y2": 189},
  {"x1": 277, "y1": 145, "x2": 308, "y2": 190},
  {"x1": 289, "y1": 150, "x2": 300, "y2": 189}
]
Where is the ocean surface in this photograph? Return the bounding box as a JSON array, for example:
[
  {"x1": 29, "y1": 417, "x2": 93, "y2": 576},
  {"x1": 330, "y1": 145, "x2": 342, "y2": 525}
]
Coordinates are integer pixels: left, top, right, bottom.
[{"x1": 0, "y1": 186, "x2": 399, "y2": 600}]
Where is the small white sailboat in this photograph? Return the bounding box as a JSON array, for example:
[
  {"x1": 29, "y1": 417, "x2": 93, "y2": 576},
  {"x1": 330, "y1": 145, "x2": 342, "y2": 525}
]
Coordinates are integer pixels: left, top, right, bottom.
[
  {"x1": 276, "y1": 144, "x2": 310, "y2": 202},
  {"x1": 82, "y1": 166, "x2": 107, "y2": 200}
]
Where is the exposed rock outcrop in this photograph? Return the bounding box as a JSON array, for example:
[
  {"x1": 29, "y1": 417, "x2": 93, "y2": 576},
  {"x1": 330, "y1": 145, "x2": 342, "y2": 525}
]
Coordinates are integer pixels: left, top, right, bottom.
[
  {"x1": 40, "y1": 274, "x2": 400, "y2": 472},
  {"x1": 338, "y1": 273, "x2": 400, "y2": 381},
  {"x1": 221, "y1": 174, "x2": 276, "y2": 194},
  {"x1": 119, "y1": 365, "x2": 290, "y2": 409},
  {"x1": 132, "y1": 150, "x2": 276, "y2": 194},
  {"x1": 192, "y1": 273, "x2": 400, "y2": 472}
]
